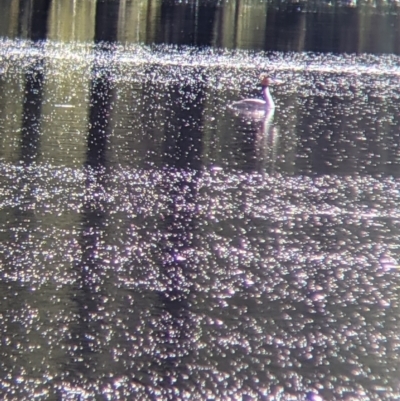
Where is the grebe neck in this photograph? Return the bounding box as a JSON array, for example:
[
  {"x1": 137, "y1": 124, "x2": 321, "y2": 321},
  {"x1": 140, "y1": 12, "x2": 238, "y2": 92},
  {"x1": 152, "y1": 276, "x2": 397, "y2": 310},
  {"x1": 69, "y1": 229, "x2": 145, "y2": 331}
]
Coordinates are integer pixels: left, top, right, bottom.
[{"x1": 262, "y1": 86, "x2": 275, "y2": 109}]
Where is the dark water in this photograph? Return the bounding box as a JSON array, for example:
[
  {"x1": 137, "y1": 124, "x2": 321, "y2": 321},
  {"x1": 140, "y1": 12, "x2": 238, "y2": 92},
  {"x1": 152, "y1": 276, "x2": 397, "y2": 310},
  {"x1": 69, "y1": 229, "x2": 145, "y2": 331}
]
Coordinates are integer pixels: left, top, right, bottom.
[{"x1": 1, "y1": 1, "x2": 400, "y2": 400}]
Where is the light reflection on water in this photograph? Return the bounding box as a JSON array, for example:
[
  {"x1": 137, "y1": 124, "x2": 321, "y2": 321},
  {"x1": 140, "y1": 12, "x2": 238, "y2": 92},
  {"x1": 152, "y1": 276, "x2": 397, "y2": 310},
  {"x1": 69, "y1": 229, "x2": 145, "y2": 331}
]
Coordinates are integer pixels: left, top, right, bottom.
[
  {"x1": 1, "y1": 40, "x2": 400, "y2": 174},
  {"x1": 0, "y1": 40, "x2": 400, "y2": 400}
]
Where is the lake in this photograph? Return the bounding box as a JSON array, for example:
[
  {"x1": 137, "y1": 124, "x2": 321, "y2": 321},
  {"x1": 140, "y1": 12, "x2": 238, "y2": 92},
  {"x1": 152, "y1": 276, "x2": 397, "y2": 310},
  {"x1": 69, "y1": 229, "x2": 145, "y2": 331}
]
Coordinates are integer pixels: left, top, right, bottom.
[{"x1": 0, "y1": 0, "x2": 400, "y2": 400}]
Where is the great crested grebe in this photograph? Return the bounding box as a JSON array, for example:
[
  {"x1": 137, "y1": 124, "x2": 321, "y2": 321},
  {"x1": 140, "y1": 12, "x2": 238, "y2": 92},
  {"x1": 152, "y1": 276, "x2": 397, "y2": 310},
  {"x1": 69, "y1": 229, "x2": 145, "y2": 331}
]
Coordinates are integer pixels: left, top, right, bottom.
[{"x1": 229, "y1": 75, "x2": 281, "y2": 117}]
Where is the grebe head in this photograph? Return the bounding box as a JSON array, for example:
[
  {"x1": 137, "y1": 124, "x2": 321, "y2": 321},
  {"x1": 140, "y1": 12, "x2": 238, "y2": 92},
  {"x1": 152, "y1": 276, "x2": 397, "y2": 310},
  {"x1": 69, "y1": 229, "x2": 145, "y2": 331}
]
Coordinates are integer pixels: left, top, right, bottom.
[
  {"x1": 260, "y1": 75, "x2": 270, "y2": 87},
  {"x1": 260, "y1": 74, "x2": 284, "y2": 87}
]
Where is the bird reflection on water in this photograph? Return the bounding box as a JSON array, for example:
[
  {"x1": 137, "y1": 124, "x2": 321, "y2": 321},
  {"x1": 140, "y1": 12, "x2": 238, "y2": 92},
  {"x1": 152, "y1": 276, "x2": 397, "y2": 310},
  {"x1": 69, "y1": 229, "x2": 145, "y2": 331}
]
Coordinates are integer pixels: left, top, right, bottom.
[
  {"x1": 229, "y1": 101, "x2": 279, "y2": 173},
  {"x1": 255, "y1": 109, "x2": 279, "y2": 172}
]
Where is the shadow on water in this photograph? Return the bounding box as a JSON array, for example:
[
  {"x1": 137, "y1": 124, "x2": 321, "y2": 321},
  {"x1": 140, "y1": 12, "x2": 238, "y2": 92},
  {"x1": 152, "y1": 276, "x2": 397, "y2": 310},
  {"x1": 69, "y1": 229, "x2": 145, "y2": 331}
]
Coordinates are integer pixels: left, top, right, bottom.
[
  {"x1": 68, "y1": 0, "x2": 117, "y2": 386},
  {"x1": 21, "y1": 58, "x2": 44, "y2": 165},
  {"x1": 0, "y1": 4, "x2": 52, "y2": 398},
  {"x1": 19, "y1": 0, "x2": 51, "y2": 164},
  {"x1": 69, "y1": 64, "x2": 112, "y2": 382},
  {"x1": 0, "y1": 0, "x2": 50, "y2": 383},
  {"x1": 151, "y1": 74, "x2": 206, "y2": 395}
]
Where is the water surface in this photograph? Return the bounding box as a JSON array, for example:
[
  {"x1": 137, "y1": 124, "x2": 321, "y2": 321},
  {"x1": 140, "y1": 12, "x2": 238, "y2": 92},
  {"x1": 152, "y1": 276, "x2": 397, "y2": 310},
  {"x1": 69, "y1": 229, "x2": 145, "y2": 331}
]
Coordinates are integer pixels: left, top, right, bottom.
[{"x1": 0, "y1": 2, "x2": 400, "y2": 400}]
